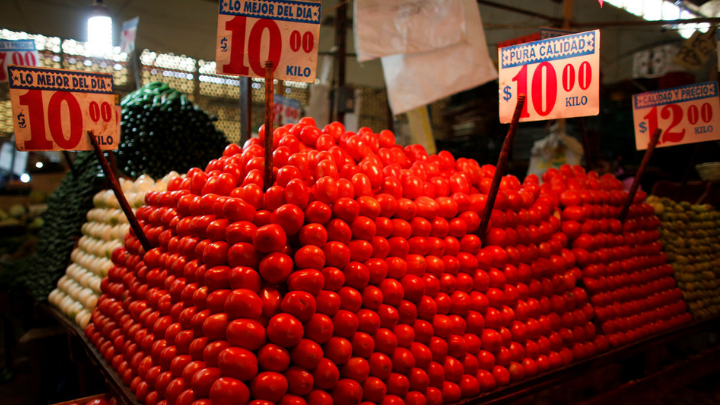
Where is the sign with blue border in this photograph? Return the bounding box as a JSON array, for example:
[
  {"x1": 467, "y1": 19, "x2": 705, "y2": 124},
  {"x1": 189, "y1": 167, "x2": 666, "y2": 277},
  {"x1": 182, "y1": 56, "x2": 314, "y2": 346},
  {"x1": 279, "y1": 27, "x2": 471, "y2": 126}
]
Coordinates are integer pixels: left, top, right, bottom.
[
  {"x1": 498, "y1": 30, "x2": 600, "y2": 123},
  {"x1": 0, "y1": 39, "x2": 40, "y2": 83},
  {"x1": 216, "y1": 0, "x2": 321, "y2": 82},
  {"x1": 632, "y1": 81, "x2": 720, "y2": 150},
  {"x1": 8, "y1": 65, "x2": 118, "y2": 151}
]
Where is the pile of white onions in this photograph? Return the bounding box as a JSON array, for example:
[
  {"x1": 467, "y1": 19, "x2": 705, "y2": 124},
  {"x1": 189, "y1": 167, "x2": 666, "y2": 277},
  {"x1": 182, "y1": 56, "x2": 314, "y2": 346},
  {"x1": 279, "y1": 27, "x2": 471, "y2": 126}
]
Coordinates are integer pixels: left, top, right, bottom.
[{"x1": 49, "y1": 172, "x2": 180, "y2": 328}]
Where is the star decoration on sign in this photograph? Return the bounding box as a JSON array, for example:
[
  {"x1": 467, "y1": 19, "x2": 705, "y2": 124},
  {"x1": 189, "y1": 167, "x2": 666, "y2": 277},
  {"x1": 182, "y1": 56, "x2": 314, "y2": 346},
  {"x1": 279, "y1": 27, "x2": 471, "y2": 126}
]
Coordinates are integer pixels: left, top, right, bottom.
[{"x1": 11, "y1": 71, "x2": 20, "y2": 84}]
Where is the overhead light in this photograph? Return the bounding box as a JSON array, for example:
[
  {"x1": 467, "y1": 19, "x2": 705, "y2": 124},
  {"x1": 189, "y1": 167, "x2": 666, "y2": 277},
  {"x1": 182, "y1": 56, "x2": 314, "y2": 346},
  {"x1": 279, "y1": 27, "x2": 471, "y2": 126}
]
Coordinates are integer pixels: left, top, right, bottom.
[
  {"x1": 20, "y1": 173, "x2": 30, "y2": 183},
  {"x1": 35, "y1": 162, "x2": 43, "y2": 168},
  {"x1": 88, "y1": 0, "x2": 113, "y2": 57}
]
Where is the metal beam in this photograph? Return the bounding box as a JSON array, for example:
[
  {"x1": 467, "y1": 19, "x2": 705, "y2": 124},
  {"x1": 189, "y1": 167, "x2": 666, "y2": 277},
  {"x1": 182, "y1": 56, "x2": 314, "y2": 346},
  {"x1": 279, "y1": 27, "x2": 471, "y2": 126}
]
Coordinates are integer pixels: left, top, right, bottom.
[
  {"x1": 476, "y1": 0, "x2": 562, "y2": 24},
  {"x1": 574, "y1": 16, "x2": 720, "y2": 28}
]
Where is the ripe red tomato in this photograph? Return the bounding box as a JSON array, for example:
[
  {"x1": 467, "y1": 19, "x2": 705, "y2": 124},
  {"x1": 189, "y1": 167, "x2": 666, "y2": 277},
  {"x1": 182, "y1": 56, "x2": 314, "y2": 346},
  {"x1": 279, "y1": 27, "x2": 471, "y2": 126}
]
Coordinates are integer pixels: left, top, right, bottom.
[
  {"x1": 218, "y1": 347, "x2": 257, "y2": 381},
  {"x1": 210, "y1": 377, "x2": 250, "y2": 405},
  {"x1": 313, "y1": 358, "x2": 341, "y2": 389},
  {"x1": 226, "y1": 319, "x2": 266, "y2": 350},
  {"x1": 267, "y1": 314, "x2": 304, "y2": 348},
  {"x1": 250, "y1": 372, "x2": 289, "y2": 403}
]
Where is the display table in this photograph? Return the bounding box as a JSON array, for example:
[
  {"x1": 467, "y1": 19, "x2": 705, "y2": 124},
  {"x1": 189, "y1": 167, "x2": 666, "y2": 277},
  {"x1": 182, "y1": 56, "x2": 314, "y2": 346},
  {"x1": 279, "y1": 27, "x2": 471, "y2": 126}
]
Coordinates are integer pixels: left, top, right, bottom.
[
  {"x1": 41, "y1": 303, "x2": 720, "y2": 405},
  {"x1": 42, "y1": 304, "x2": 142, "y2": 405}
]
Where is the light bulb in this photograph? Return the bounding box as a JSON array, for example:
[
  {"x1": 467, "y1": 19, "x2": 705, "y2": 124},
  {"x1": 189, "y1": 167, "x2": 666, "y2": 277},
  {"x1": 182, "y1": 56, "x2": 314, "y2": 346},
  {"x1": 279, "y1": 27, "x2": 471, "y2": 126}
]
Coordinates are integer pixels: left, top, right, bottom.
[{"x1": 88, "y1": 15, "x2": 113, "y2": 56}]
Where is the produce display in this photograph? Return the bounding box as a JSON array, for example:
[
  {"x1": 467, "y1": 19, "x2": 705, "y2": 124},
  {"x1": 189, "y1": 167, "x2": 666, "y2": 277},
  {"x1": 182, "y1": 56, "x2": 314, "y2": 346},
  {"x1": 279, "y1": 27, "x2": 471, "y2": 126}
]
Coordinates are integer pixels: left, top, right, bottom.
[
  {"x1": 117, "y1": 82, "x2": 228, "y2": 180},
  {"x1": 89, "y1": 119, "x2": 560, "y2": 405},
  {"x1": 479, "y1": 173, "x2": 604, "y2": 376},
  {"x1": 648, "y1": 197, "x2": 720, "y2": 320},
  {"x1": 24, "y1": 151, "x2": 105, "y2": 300},
  {"x1": 542, "y1": 167, "x2": 691, "y2": 348},
  {"x1": 49, "y1": 174, "x2": 180, "y2": 328}
]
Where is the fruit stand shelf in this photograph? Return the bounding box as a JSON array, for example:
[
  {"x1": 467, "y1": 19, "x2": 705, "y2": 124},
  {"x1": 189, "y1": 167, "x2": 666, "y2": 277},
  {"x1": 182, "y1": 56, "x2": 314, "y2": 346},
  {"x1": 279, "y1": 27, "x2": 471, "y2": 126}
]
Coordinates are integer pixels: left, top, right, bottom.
[
  {"x1": 42, "y1": 302, "x2": 720, "y2": 405},
  {"x1": 42, "y1": 304, "x2": 142, "y2": 405}
]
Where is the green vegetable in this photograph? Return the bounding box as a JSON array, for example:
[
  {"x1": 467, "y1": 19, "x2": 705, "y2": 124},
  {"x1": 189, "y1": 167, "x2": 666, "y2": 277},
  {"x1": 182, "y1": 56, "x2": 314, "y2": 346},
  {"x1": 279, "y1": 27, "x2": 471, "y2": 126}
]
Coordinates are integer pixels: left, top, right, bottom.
[
  {"x1": 22, "y1": 151, "x2": 104, "y2": 300},
  {"x1": 117, "y1": 82, "x2": 228, "y2": 179}
]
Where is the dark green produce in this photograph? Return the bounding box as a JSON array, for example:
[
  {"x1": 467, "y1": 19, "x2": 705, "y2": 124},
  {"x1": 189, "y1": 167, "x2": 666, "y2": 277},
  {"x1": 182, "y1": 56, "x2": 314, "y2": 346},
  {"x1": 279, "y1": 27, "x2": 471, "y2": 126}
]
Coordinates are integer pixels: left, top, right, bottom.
[
  {"x1": 117, "y1": 82, "x2": 228, "y2": 179},
  {"x1": 23, "y1": 151, "x2": 105, "y2": 300}
]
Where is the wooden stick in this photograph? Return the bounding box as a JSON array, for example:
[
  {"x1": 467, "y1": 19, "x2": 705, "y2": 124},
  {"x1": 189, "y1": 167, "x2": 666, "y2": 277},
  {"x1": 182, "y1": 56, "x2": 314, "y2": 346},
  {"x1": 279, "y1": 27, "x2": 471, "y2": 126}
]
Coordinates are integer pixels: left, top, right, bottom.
[
  {"x1": 87, "y1": 130, "x2": 152, "y2": 253},
  {"x1": 264, "y1": 61, "x2": 274, "y2": 192},
  {"x1": 477, "y1": 94, "x2": 526, "y2": 238},
  {"x1": 618, "y1": 128, "x2": 662, "y2": 223},
  {"x1": 675, "y1": 142, "x2": 701, "y2": 201},
  {"x1": 62, "y1": 151, "x2": 78, "y2": 177}
]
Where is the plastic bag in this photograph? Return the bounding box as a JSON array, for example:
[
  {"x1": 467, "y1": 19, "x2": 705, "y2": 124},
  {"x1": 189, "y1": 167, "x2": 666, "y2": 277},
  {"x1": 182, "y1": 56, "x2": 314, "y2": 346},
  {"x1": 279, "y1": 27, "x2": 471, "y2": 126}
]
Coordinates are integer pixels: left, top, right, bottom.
[
  {"x1": 354, "y1": 0, "x2": 466, "y2": 62},
  {"x1": 527, "y1": 123, "x2": 584, "y2": 178},
  {"x1": 381, "y1": 0, "x2": 497, "y2": 115}
]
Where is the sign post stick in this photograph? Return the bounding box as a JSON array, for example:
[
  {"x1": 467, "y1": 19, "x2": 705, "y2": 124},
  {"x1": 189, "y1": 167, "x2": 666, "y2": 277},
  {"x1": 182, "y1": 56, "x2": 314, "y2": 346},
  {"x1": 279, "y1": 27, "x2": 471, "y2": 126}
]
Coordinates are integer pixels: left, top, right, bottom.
[
  {"x1": 619, "y1": 128, "x2": 662, "y2": 223},
  {"x1": 87, "y1": 130, "x2": 151, "y2": 253},
  {"x1": 264, "y1": 61, "x2": 274, "y2": 192},
  {"x1": 478, "y1": 94, "x2": 526, "y2": 238},
  {"x1": 62, "y1": 151, "x2": 78, "y2": 177}
]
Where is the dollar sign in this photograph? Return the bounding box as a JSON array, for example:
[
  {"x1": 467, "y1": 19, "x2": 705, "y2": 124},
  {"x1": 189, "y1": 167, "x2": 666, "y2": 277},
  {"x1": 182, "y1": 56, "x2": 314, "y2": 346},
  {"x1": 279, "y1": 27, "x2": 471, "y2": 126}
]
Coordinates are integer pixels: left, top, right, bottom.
[
  {"x1": 17, "y1": 112, "x2": 26, "y2": 128},
  {"x1": 503, "y1": 86, "x2": 512, "y2": 102},
  {"x1": 639, "y1": 122, "x2": 647, "y2": 134},
  {"x1": 220, "y1": 37, "x2": 228, "y2": 52}
]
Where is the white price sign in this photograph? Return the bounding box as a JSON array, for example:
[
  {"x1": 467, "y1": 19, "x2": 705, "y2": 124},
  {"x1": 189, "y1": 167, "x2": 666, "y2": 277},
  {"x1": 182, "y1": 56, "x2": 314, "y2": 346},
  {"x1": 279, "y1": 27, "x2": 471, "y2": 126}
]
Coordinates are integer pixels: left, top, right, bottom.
[
  {"x1": 0, "y1": 39, "x2": 40, "y2": 82},
  {"x1": 216, "y1": 0, "x2": 321, "y2": 82},
  {"x1": 632, "y1": 82, "x2": 720, "y2": 150},
  {"x1": 499, "y1": 30, "x2": 600, "y2": 123},
  {"x1": 8, "y1": 66, "x2": 119, "y2": 151}
]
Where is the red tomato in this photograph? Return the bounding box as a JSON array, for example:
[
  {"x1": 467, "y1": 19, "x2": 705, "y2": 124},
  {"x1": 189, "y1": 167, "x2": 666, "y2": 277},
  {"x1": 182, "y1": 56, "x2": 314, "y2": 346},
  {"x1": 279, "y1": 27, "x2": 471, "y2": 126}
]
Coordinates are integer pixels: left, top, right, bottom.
[
  {"x1": 226, "y1": 319, "x2": 266, "y2": 350},
  {"x1": 210, "y1": 377, "x2": 250, "y2": 405},
  {"x1": 218, "y1": 347, "x2": 258, "y2": 381},
  {"x1": 225, "y1": 289, "x2": 263, "y2": 320},
  {"x1": 250, "y1": 372, "x2": 289, "y2": 403},
  {"x1": 363, "y1": 377, "x2": 387, "y2": 403},
  {"x1": 252, "y1": 224, "x2": 287, "y2": 253},
  {"x1": 313, "y1": 358, "x2": 341, "y2": 389},
  {"x1": 324, "y1": 337, "x2": 353, "y2": 365},
  {"x1": 281, "y1": 291, "x2": 318, "y2": 322},
  {"x1": 290, "y1": 339, "x2": 324, "y2": 369},
  {"x1": 285, "y1": 366, "x2": 314, "y2": 396},
  {"x1": 332, "y1": 379, "x2": 364, "y2": 405},
  {"x1": 267, "y1": 314, "x2": 304, "y2": 348}
]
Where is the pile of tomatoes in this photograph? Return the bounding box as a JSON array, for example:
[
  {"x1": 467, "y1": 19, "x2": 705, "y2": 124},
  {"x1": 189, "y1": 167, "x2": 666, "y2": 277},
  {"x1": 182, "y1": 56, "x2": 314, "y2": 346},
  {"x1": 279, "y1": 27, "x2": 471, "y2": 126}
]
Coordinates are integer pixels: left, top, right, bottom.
[
  {"x1": 83, "y1": 117, "x2": 686, "y2": 405},
  {"x1": 543, "y1": 166, "x2": 691, "y2": 347}
]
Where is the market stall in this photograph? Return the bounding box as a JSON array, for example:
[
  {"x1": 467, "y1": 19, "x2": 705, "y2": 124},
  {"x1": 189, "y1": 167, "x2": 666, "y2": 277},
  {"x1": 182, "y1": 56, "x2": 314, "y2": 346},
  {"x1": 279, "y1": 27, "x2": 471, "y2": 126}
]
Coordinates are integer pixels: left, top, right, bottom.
[{"x1": 1, "y1": 1, "x2": 720, "y2": 405}]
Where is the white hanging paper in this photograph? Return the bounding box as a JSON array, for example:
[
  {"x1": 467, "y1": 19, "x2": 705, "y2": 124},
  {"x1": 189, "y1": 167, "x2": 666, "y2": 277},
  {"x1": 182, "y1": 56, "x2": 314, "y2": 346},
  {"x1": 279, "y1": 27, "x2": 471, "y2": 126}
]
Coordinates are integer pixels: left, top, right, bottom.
[
  {"x1": 381, "y1": 0, "x2": 497, "y2": 115},
  {"x1": 354, "y1": 0, "x2": 466, "y2": 62}
]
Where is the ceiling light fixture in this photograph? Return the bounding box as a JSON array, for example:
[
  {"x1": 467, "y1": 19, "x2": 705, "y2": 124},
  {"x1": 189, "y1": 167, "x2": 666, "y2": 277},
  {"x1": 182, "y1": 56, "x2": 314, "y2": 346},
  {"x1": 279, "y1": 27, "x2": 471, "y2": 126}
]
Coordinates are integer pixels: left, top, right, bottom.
[{"x1": 87, "y1": 0, "x2": 113, "y2": 56}]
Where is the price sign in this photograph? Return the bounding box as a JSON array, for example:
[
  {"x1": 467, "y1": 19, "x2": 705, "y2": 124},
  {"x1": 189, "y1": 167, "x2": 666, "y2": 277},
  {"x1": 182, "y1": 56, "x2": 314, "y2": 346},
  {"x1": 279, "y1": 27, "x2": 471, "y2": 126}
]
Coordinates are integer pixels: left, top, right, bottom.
[
  {"x1": 8, "y1": 65, "x2": 118, "y2": 151},
  {"x1": 499, "y1": 30, "x2": 600, "y2": 123},
  {"x1": 0, "y1": 39, "x2": 40, "y2": 82},
  {"x1": 274, "y1": 95, "x2": 302, "y2": 126},
  {"x1": 632, "y1": 82, "x2": 720, "y2": 150},
  {"x1": 216, "y1": 0, "x2": 321, "y2": 82}
]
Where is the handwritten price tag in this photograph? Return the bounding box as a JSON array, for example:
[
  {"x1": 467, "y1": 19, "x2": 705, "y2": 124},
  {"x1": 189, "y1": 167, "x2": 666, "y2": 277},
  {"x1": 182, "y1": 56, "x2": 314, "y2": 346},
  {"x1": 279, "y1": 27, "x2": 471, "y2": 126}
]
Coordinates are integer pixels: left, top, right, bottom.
[
  {"x1": 632, "y1": 82, "x2": 720, "y2": 150},
  {"x1": 0, "y1": 39, "x2": 40, "y2": 82},
  {"x1": 498, "y1": 30, "x2": 600, "y2": 123},
  {"x1": 8, "y1": 66, "x2": 119, "y2": 151},
  {"x1": 216, "y1": 0, "x2": 321, "y2": 82}
]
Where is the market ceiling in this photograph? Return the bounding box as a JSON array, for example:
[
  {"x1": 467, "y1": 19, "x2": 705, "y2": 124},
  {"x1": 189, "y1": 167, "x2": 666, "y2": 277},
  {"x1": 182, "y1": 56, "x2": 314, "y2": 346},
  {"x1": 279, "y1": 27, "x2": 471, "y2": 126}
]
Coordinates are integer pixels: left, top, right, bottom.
[{"x1": 0, "y1": 0, "x2": 713, "y2": 64}]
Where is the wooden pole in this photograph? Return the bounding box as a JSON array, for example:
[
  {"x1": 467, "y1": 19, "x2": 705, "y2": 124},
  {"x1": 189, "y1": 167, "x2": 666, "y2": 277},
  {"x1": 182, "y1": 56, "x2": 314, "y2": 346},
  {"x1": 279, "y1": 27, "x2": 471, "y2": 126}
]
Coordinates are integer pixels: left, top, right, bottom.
[
  {"x1": 264, "y1": 61, "x2": 274, "y2": 191},
  {"x1": 562, "y1": 0, "x2": 574, "y2": 29},
  {"x1": 675, "y1": 142, "x2": 701, "y2": 201},
  {"x1": 477, "y1": 95, "x2": 526, "y2": 238},
  {"x1": 62, "y1": 151, "x2": 78, "y2": 177},
  {"x1": 240, "y1": 77, "x2": 252, "y2": 145},
  {"x1": 619, "y1": 128, "x2": 662, "y2": 223},
  {"x1": 87, "y1": 130, "x2": 151, "y2": 253},
  {"x1": 334, "y1": 2, "x2": 348, "y2": 125}
]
